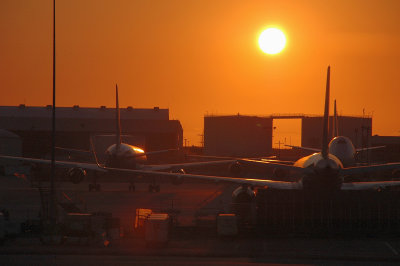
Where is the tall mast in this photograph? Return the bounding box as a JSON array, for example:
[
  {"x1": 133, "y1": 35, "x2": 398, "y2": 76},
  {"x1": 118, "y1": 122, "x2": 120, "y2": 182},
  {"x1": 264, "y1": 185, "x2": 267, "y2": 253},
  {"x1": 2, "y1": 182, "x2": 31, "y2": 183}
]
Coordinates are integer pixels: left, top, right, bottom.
[{"x1": 50, "y1": 0, "x2": 56, "y2": 225}]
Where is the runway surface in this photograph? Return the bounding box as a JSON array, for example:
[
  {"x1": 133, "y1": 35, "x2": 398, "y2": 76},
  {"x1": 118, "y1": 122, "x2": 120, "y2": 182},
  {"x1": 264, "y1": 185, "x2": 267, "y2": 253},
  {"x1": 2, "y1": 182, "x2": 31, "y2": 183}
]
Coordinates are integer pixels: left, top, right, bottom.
[{"x1": 1, "y1": 175, "x2": 400, "y2": 265}]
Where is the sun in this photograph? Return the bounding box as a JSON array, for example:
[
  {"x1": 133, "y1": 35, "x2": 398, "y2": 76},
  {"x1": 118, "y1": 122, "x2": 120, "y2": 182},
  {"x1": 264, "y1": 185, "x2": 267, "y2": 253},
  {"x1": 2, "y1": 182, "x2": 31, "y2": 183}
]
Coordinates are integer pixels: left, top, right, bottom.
[{"x1": 258, "y1": 28, "x2": 286, "y2": 55}]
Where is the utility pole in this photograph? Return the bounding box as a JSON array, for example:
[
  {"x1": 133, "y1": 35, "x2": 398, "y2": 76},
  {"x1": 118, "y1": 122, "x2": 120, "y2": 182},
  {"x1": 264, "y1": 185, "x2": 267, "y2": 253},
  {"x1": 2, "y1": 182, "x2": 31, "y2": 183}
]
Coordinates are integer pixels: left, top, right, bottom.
[{"x1": 50, "y1": 0, "x2": 57, "y2": 227}]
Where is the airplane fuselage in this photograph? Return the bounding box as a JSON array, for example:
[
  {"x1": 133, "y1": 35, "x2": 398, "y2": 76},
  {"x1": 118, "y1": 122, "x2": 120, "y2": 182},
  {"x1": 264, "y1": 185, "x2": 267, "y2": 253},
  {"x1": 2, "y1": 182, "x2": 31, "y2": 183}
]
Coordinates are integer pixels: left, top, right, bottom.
[
  {"x1": 294, "y1": 152, "x2": 344, "y2": 191},
  {"x1": 328, "y1": 136, "x2": 356, "y2": 167},
  {"x1": 104, "y1": 143, "x2": 147, "y2": 169}
]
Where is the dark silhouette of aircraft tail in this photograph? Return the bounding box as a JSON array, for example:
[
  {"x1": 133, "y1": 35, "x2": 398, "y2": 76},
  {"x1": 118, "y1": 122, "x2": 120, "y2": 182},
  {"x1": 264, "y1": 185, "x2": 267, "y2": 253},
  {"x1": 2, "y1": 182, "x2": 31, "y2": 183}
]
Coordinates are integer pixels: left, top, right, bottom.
[
  {"x1": 321, "y1": 66, "x2": 330, "y2": 159},
  {"x1": 115, "y1": 84, "x2": 122, "y2": 150},
  {"x1": 333, "y1": 99, "x2": 338, "y2": 138}
]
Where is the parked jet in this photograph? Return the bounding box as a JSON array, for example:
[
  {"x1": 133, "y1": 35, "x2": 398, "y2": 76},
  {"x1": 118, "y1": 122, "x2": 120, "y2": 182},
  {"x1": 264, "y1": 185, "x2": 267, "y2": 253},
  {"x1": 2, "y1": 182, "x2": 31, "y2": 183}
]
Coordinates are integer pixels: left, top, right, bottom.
[
  {"x1": 93, "y1": 66, "x2": 400, "y2": 197},
  {"x1": 0, "y1": 85, "x2": 233, "y2": 192},
  {"x1": 3, "y1": 68, "x2": 400, "y2": 200},
  {"x1": 285, "y1": 100, "x2": 384, "y2": 167}
]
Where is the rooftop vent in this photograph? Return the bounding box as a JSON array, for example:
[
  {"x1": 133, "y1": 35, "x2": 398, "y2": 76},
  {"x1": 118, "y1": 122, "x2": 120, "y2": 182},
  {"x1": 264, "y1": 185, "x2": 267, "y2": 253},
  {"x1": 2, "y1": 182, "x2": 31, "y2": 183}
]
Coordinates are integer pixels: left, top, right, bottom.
[
  {"x1": 100, "y1": 105, "x2": 106, "y2": 111},
  {"x1": 73, "y1": 105, "x2": 79, "y2": 110},
  {"x1": 153, "y1": 107, "x2": 159, "y2": 111}
]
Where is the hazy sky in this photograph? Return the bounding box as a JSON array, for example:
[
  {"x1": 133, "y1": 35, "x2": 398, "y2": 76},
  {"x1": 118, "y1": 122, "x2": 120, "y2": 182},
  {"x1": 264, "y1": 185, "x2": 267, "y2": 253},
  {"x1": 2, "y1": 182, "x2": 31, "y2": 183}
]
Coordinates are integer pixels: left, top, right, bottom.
[{"x1": 1, "y1": 0, "x2": 400, "y2": 146}]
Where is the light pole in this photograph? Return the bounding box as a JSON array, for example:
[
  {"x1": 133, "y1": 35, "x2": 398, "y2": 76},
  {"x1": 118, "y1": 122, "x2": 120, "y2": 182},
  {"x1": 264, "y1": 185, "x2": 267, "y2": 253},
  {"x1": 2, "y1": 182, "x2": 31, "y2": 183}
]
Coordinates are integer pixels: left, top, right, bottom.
[{"x1": 50, "y1": 0, "x2": 57, "y2": 227}]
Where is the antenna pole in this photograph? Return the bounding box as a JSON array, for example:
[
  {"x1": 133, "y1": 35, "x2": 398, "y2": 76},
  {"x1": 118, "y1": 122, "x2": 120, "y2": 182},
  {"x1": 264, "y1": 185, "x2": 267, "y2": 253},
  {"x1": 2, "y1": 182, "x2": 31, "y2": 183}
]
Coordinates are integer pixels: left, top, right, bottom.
[{"x1": 50, "y1": 0, "x2": 56, "y2": 226}]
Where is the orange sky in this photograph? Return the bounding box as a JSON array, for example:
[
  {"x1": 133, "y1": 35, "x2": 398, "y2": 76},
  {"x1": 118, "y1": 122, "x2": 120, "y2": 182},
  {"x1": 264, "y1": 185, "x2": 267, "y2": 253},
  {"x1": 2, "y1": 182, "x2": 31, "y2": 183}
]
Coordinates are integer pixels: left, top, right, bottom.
[{"x1": 1, "y1": 0, "x2": 400, "y2": 146}]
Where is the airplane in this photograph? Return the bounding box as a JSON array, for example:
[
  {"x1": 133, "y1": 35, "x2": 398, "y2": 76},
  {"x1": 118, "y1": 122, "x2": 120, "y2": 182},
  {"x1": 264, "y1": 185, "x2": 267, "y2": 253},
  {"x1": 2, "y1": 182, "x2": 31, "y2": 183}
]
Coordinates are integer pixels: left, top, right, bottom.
[
  {"x1": 88, "y1": 66, "x2": 400, "y2": 199},
  {"x1": 3, "y1": 67, "x2": 400, "y2": 202},
  {"x1": 0, "y1": 85, "x2": 234, "y2": 192},
  {"x1": 285, "y1": 99, "x2": 385, "y2": 167}
]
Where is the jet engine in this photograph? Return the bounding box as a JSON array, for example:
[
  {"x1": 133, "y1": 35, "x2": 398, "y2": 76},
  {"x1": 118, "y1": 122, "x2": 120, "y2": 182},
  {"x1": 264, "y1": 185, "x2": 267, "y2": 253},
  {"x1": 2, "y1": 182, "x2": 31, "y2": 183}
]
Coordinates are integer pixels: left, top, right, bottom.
[
  {"x1": 232, "y1": 185, "x2": 256, "y2": 224},
  {"x1": 67, "y1": 167, "x2": 87, "y2": 184},
  {"x1": 229, "y1": 161, "x2": 242, "y2": 177},
  {"x1": 232, "y1": 185, "x2": 256, "y2": 204},
  {"x1": 170, "y1": 168, "x2": 185, "y2": 185}
]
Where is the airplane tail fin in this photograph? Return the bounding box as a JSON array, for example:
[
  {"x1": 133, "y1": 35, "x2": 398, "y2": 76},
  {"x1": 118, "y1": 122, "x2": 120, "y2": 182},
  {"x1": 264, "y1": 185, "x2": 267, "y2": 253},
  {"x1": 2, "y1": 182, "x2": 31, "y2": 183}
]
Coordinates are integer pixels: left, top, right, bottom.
[
  {"x1": 321, "y1": 66, "x2": 330, "y2": 159},
  {"x1": 115, "y1": 84, "x2": 122, "y2": 149},
  {"x1": 333, "y1": 99, "x2": 338, "y2": 137}
]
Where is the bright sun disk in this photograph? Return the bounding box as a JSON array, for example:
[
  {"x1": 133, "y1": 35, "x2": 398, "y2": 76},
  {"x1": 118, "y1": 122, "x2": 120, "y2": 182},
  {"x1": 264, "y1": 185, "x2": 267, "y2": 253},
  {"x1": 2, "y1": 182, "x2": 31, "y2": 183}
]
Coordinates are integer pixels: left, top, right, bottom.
[{"x1": 258, "y1": 28, "x2": 286, "y2": 55}]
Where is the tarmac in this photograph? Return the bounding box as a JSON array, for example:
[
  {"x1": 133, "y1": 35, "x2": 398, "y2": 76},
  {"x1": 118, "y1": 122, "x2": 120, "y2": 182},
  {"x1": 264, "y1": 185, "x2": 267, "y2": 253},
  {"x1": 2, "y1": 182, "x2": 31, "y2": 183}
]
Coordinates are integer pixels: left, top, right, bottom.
[{"x1": 1, "y1": 174, "x2": 400, "y2": 265}]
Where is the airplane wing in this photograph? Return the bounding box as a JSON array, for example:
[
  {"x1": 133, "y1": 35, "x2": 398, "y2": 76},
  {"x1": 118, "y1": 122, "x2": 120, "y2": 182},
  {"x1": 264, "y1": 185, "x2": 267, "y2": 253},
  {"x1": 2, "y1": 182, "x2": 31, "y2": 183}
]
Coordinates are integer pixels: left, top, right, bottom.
[
  {"x1": 55, "y1": 147, "x2": 92, "y2": 155},
  {"x1": 141, "y1": 160, "x2": 235, "y2": 171},
  {"x1": 99, "y1": 166, "x2": 302, "y2": 190},
  {"x1": 57, "y1": 146, "x2": 177, "y2": 158},
  {"x1": 0, "y1": 155, "x2": 107, "y2": 172},
  {"x1": 102, "y1": 164, "x2": 400, "y2": 191},
  {"x1": 237, "y1": 158, "x2": 311, "y2": 174},
  {"x1": 0, "y1": 154, "x2": 299, "y2": 189},
  {"x1": 187, "y1": 154, "x2": 294, "y2": 164},
  {"x1": 340, "y1": 163, "x2": 400, "y2": 176},
  {"x1": 258, "y1": 158, "x2": 295, "y2": 165},
  {"x1": 285, "y1": 145, "x2": 321, "y2": 152},
  {"x1": 186, "y1": 154, "x2": 277, "y2": 160},
  {"x1": 355, "y1": 146, "x2": 386, "y2": 152},
  {"x1": 0, "y1": 155, "x2": 234, "y2": 175},
  {"x1": 133, "y1": 149, "x2": 178, "y2": 157},
  {"x1": 341, "y1": 181, "x2": 400, "y2": 190}
]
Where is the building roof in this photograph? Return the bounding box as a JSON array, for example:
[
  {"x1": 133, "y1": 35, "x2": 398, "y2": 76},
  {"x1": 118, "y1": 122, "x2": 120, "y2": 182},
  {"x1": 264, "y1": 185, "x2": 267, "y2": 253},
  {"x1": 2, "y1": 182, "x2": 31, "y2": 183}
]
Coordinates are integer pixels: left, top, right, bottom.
[{"x1": 0, "y1": 105, "x2": 168, "y2": 120}]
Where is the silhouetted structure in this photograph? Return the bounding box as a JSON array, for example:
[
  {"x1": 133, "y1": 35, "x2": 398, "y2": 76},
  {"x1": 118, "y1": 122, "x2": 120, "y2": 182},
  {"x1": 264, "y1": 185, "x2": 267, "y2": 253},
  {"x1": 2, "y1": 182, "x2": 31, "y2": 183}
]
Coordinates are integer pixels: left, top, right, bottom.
[
  {"x1": 301, "y1": 115, "x2": 372, "y2": 149},
  {"x1": 203, "y1": 114, "x2": 372, "y2": 158},
  {"x1": 0, "y1": 105, "x2": 182, "y2": 158},
  {"x1": 370, "y1": 135, "x2": 400, "y2": 163},
  {"x1": 204, "y1": 115, "x2": 273, "y2": 157}
]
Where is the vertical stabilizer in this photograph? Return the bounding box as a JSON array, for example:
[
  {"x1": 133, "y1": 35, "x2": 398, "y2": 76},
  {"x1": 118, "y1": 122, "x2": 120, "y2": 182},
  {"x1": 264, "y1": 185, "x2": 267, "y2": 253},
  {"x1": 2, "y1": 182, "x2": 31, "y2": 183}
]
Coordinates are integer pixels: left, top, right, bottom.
[
  {"x1": 333, "y1": 99, "x2": 338, "y2": 137},
  {"x1": 321, "y1": 66, "x2": 330, "y2": 159},
  {"x1": 116, "y1": 84, "x2": 122, "y2": 149}
]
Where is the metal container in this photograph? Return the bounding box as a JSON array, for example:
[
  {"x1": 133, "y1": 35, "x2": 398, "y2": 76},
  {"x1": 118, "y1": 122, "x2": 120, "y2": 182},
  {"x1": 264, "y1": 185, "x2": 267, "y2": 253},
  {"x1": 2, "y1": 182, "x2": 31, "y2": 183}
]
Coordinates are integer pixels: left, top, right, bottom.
[
  {"x1": 217, "y1": 214, "x2": 238, "y2": 237},
  {"x1": 145, "y1": 213, "x2": 170, "y2": 245}
]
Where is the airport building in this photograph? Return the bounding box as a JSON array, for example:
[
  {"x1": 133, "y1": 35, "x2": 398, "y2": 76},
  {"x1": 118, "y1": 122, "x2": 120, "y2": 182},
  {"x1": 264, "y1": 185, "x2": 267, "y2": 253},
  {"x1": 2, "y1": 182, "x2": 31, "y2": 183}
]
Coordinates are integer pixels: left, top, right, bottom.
[
  {"x1": 0, "y1": 105, "x2": 183, "y2": 158},
  {"x1": 204, "y1": 115, "x2": 273, "y2": 157},
  {"x1": 301, "y1": 115, "x2": 372, "y2": 149},
  {"x1": 204, "y1": 114, "x2": 372, "y2": 158},
  {"x1": 370, "y1": 135, "x2": 400, "y2": 163}
]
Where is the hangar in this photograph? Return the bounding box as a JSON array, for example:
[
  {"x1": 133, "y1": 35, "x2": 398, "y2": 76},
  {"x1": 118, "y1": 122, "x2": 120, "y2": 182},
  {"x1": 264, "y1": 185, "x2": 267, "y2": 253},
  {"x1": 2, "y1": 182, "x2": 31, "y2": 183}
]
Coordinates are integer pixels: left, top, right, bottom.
[
  {"x1": 204, "y1": 114, "x2": 372, "y2": 158},
  {"x1": 369, "y1": 135, "x2": 400, "y2": 163},
  {"x1": 0, "y1": 105, "x2": 182, "y2": 159},
  {"x1": 204, "y1": 115, "x2": 273, "y2": 157},
  {"x1": 301, "y1": 115, "x2": 372, "y2": 150}
]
